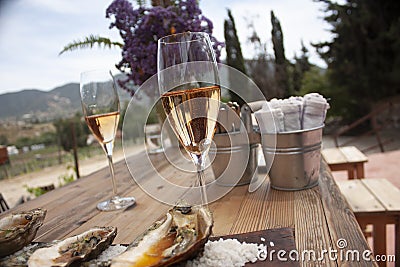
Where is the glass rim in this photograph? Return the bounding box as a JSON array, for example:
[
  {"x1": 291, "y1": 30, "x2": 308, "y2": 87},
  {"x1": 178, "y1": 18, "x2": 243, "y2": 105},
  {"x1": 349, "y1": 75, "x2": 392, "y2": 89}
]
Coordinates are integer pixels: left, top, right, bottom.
[
  {"x1": 80, "y1": 68, "x2": 121, "y2": 87},
  {"x1": 80, "y1": 68, "x2": 120, "y2": 77},
  {"x1": 158, "y1": 31, "x2": 211, "y2": 45}
]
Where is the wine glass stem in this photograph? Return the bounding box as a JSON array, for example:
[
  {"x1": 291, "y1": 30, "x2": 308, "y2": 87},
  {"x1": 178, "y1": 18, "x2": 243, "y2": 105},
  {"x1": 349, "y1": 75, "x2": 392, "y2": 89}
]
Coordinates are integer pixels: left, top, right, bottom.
[
  {"x1": 103, "y1": 142, "x2": 118, "y2": 198},
  {"x1": 107, "y1": 154, "x2": 118, "y2": 197},
  {"x1": 194, "y1": 156, "x2": 209, "y2": 207}
]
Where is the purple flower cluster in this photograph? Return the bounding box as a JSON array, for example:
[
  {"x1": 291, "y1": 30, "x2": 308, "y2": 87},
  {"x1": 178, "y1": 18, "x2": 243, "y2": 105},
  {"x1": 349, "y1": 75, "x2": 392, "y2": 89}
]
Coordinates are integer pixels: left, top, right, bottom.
[{"x1": 106, "y1": 0, "x2": 224, "y2": 95}]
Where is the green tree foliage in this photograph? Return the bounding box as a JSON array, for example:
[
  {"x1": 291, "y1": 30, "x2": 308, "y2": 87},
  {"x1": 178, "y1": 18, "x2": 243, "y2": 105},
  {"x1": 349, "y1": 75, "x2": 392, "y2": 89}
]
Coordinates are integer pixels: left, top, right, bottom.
[
  {"x1": 245, "y1": 12, "x2": 313, "y2": 99},
  {"x1": 301, "y1": 67, "x2": 354, "y2": 118},
  {"x1": 271, "y1": 11, "x2": 290, "y2": 98},
  {"x1": 0, "y1": 134, "x2": 8, "y2": 145},
  {"x1": 301, "y1": 67, "x2": 329, "y2": 95},
  {"x1": 122, "y1": 105, "x2": 149, "y2": 141},
  {"x1": 245, "y1": 22, "x2": 277, "y2": 100},
  {"x1": 15, "y1": 137, "x2": 31, "y2": 148},
  {"x1": 54, "y1": 115, "x2": 89, "y2": 152},
  {"x1": 14, "y1": 132, "x2": 57, "y2": 148},
  {"x1": 314, "y1": 0, "x2": 400, "y2": 121},
  {"x1": 36, "y1": 132, "x2": 57, "y2": 146},
  {"x1": 292, "y1": 41, "x2": 311, "y2": 93},
  {"x1": 224, "y1": 9, "x2": 247, "y2": 105}
]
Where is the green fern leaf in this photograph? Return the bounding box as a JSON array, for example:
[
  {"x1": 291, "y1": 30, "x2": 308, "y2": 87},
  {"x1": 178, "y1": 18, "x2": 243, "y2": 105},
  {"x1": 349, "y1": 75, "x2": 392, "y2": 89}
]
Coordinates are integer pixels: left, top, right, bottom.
[{"x1": 59, "y1": 35, "x2": 123, "y2": 55}]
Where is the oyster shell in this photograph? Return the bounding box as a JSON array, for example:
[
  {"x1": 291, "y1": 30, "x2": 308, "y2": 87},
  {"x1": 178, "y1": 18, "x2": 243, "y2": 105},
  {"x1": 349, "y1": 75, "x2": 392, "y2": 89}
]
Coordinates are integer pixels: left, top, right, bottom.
[
  {"x1": 0, "y1": 208, "x2": 46, "y2": 258},
  {"x1": 111, "y1": 205, "x2": 213, "y2": 267},
  {"x1": 28, "y1": 226, "x2": 117, "y2": 267}
]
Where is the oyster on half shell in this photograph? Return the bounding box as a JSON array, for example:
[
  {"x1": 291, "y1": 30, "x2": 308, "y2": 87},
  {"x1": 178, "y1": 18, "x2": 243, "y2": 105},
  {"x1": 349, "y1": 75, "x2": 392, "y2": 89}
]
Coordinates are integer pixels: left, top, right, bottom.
[
  {"x1": 111, "y1": 205, "x2": 213, "y2": 267},
  {"x1": 0, "y1": 208, "x2": 46, "y2": 258},
  {"x1": 28, "y1": 226, "x2": 117, "y2": 267}
]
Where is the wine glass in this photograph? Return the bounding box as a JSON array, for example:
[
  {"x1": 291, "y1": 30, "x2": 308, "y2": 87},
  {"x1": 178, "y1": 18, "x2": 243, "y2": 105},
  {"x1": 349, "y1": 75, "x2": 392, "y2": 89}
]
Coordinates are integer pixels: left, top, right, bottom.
[
  {"x1": 80, "y1": 69, "x2": 136, "y2": 211},
  {"x1": 157, "y1": 32, "x2": 221, "y2": 206}
]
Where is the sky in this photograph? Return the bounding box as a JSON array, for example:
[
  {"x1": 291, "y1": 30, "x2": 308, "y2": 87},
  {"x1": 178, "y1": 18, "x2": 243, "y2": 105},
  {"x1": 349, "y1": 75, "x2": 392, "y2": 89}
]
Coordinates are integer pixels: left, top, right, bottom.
[{"x1": 0, "y1": 0, "x2": 333, "y2": 95}]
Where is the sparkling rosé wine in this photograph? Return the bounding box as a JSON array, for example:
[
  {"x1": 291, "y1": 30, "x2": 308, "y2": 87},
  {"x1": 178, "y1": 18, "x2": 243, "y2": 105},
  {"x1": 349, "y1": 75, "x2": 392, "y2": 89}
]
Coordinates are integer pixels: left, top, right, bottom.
[
  {"x1": 161, "y1": 85, "x2": 220, "y2": 155},
  {"x1": 85, "y1": 111, "x2": 120, "y2": 144}
]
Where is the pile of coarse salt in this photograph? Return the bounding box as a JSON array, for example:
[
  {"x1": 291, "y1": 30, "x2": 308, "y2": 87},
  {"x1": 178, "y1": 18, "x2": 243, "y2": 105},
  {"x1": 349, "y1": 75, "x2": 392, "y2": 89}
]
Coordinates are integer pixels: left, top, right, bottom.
[
  {"x1": 86, "y1": 244, "x2": 127, "y2": 266},
  {"x1": 96, "y1": 245, "x2": 127, "y2": 261},
  {"x1": 186, "y1": 238, "x2": 267, "y2": 267}
]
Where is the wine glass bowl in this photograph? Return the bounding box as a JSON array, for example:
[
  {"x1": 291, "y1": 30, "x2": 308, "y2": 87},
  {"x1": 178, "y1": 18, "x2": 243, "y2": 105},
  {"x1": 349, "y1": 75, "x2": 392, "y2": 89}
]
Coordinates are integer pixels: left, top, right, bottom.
[
  {"x1": 160, "y1": 86, "x2": 220, "y2": 156},
  {"x1": 80, "y1": 69, "x2": 136, "y2": 211},
  {"x1": 158, "y1": 32, "x2": 221, "y2": 206}
]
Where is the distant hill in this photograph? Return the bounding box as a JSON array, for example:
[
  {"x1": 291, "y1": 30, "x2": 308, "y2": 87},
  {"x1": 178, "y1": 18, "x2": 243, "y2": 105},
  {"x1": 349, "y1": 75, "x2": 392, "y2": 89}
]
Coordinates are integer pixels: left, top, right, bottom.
[
  {"x1": 0, "y1": 83, "x2": 132, "y2": 121},
  {"x1": 0, "y1": 83, "x2": 81, "y2": 120}
]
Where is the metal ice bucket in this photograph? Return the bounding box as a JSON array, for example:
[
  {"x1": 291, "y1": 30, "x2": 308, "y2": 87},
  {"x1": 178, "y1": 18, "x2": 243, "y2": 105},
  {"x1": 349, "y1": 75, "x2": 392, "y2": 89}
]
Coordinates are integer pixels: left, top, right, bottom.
[
  {"x1": 261, "y1": 125, "x2": 324, "y2": 190},
  {"x1": 209, "y1": 131, "x2": 258, "y2": 187}
]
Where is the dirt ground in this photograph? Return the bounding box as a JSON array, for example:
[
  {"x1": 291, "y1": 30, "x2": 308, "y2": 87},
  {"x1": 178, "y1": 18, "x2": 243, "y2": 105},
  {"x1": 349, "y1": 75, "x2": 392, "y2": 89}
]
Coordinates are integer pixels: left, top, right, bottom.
[{"x1": 0, "y1": 145, "x2": 144, "y2": 208}]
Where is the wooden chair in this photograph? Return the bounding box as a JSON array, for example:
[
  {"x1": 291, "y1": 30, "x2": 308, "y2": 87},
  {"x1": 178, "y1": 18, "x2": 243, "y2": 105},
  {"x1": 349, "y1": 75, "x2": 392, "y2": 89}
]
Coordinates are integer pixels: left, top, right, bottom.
[
  {"x1": 322, "y1": 146, "x2": 368, "y2": 179},
  {"x1": 337, "y1": 179, "x2": 400, "y2": 266},
  {"x1": 0, "y1": 193, "x2": 10, "y2": 213}
]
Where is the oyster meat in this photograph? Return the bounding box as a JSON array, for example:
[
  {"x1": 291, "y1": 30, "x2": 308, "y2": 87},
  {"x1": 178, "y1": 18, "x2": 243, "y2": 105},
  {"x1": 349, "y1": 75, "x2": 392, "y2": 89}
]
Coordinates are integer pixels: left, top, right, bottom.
[
  {"x1": 0, "y1": 208, "x2": 46, "y2": 258},
  {"x1": 28, "y1": 226, "x2": 117, "y2": 267},
  {"x1": 111, "y1": 205, "x2": 213, "y2": 267}
]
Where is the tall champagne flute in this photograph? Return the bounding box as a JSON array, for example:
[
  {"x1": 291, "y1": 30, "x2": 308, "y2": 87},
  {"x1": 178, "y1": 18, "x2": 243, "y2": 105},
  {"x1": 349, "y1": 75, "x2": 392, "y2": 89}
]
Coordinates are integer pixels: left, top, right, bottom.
[
  {"x1": 157, "y1": 32, "x2": 220, "y2": 206},
  {"x1": 80, "y1": 69, "x2": 136, "y2": 211}
]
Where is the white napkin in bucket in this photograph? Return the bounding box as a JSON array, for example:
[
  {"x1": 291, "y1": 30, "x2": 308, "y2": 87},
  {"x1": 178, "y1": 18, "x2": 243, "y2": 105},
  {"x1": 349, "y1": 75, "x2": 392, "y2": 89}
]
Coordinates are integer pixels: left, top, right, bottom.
[
  {"x1": 280, "y1": 98, "x2": 302, "y2": 131},
  {"x1": 254, "y1": 107, "x2": 284, "y2": 133},
  {"x1": 302, "y1": 93, "x2": 330, "y2": 129},
  {"x1": 255, "y1": 93, "x2": 329, "y2": 133}
]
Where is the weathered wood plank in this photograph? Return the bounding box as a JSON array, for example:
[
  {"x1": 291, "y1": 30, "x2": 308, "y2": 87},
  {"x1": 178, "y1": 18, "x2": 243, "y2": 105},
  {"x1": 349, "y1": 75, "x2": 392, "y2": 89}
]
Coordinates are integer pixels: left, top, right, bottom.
[
  {"x1": 362, "y1": 178, "x2": 400, "y2": 212},
  {"x1": 64, "y1": 184, "x2": 168, "y2": 244},
  {"x1": 230, "y1": 180, "x2": 269, "y2": 234},
  {"x1": 340, "y1": 146, "x2": 368, "y2": 163},
  {"x1": 337, "y1": 180, "x2": 385, "y2": 213},
  {"x1": 319, "y1": 161, "x2": 377, "y2": 266},
  {"x1": 210, "y1": 185, "x2": 248, "y2": 236},
  {"x1": 322, "y1": 148, "x2": 347, "y2": 165},
  {"x1": 294, "y1": 187, "x2": 336, "y2": 266},
  {"x1": 262, "y1": 186, "x2": 295, "y2": 230}
]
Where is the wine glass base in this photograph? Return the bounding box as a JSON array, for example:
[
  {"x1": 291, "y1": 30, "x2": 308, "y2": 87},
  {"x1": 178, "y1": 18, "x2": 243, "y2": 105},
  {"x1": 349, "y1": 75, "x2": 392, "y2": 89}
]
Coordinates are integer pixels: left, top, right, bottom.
[{"x1": 97, "y1": 196, "x2": 136, "y2": 211}]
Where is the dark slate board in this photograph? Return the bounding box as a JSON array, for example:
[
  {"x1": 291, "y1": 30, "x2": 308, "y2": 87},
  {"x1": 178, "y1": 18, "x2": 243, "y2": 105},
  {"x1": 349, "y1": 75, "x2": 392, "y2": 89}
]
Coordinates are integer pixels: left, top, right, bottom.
[{"x1": 208, "y1": 228, "x2": 299, "y2": 266}]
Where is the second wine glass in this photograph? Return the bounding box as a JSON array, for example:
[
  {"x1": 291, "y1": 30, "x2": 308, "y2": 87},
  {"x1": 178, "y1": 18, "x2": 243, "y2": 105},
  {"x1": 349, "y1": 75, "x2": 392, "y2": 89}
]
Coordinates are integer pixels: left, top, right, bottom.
[
  {"x1": 80, "y1": 69, "x2": 136, "y2": 211},
  {"x1": 157, "y1": 32, "x2": 221, "y2": 206}
]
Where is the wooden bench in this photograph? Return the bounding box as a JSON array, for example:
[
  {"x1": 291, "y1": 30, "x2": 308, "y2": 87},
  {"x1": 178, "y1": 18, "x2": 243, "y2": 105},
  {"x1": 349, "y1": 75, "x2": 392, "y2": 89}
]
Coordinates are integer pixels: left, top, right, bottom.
[
  {"x1": 322, "y1": 146, "x2": 368, "y2": 179},
  {"x1": 337, "y1": 178, "x2": 400, "y2": 265}
]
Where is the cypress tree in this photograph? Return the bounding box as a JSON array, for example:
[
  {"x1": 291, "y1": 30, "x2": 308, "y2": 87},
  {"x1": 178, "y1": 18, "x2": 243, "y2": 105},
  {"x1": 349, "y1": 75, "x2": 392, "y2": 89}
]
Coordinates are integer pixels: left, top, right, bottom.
[
  {"x1": 293, "y1": 41, "x2": 311, "y2": 92},
  {"x1": 246, "y1": 24, "x2": 277, "y2": 100},
  {"x1": 271, "y1": 10, "x2": 290, "y2": 98},
  {"x1": 224, "y1": 9, "x2": 246, "y2": 105}
]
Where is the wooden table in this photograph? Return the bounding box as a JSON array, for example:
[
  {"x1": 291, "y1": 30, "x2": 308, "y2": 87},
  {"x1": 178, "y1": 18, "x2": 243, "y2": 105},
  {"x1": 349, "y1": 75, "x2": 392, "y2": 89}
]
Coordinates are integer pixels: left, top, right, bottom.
[
  {"x1": 3, "y1": 150, "x2": 376, "y2": 266},
  {"x1": 322, "y1": 146, "x2": 368, "y2": 179}
]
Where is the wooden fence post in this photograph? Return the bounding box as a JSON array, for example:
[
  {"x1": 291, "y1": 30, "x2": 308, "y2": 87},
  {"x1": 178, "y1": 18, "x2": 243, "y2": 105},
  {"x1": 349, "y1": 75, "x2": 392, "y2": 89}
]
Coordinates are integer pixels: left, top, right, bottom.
[{"x1": 70, "y1": 122, "x2": 80, "y2": 179}]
